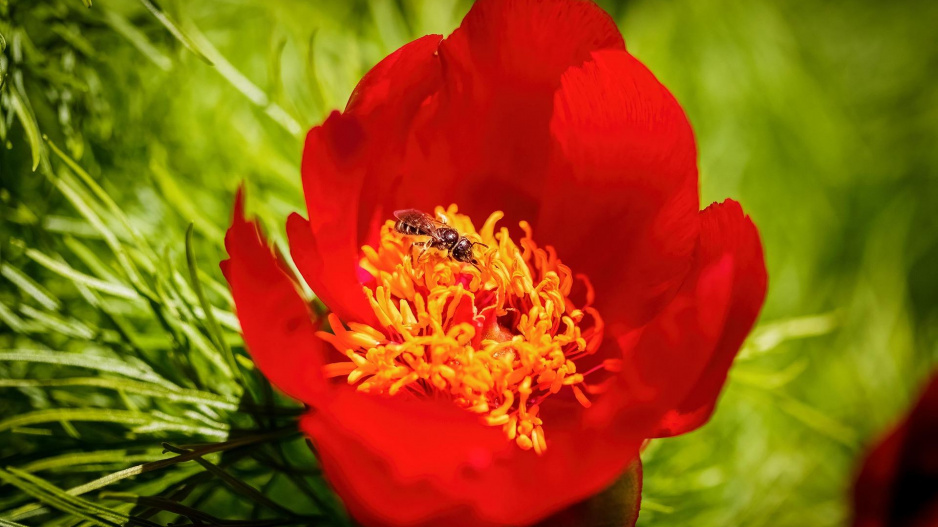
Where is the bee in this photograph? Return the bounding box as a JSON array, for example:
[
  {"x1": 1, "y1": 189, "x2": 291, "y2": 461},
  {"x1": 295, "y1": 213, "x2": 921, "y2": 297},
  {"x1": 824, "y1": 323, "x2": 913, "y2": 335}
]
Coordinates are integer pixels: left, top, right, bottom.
[{"x1": 393, "y1": 209, "x2": 487, "y2": 269}]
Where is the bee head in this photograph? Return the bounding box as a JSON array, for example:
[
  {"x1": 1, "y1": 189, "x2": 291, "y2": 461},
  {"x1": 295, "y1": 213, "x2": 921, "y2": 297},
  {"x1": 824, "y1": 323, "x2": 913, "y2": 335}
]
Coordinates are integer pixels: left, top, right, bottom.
[{"x1": 452, "y1": 238, "x2": 487, "y2": 268}]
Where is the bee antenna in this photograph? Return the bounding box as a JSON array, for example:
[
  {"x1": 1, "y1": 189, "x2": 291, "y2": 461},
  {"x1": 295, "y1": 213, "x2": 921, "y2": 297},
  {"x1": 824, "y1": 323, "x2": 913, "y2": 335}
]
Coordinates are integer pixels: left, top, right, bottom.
[{"x1": 472, "y1": 241, "x2": 488, "y2": 248}]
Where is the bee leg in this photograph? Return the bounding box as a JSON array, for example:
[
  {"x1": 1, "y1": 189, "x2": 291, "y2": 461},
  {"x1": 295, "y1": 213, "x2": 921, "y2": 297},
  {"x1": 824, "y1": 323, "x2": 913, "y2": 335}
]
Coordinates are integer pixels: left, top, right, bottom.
[
  {"x1": 416, "y1": 241, "x2": 435, "y2": 263},
  {"x1": 409, "y1": 241, "x2": 427, "y2": 261}
]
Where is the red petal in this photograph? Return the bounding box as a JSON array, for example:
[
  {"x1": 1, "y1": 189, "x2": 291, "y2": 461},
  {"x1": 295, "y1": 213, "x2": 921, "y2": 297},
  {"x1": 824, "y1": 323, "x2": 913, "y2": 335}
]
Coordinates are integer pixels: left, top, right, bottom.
[
  {"x1": 221, "y1": 189, "x2": 327, "y2": 403},
  {"x1": 443, "y1": 0, "x2": 624, "y2": 89},
  {"x1": 535, "y1": 460, "x2": 642, "y2": 527},
  {"x1": 286, "y1": 207, "x2": 379, "y2": 328},
  {"x1": 393, "y1": 0, "x2": 626, "y2": 225},
  {"x1": 853, "y1": 373, "x2": 938, "y2": 527},
  {"x1": 854, "y1": 419, "x2": 907, "y2": 527},
  {"x1": 596, "y1": 200, "x2": 765, "y2": 437},
  {"x1": 299, "y1": 2, "x2": 636, "y2": 326},
  {"x1": 538, "y1": 49, "x2": 700, "y2": 329},
  {"x1": 300, "y1": 2, "x2": 629, "y2": 311},
  {"x1": 298, "y1": 34, "x2": 442, "y2": 324},
  {"x1": 303, "y1": 386, "x2": 642, "y2": 526},
  {"x1": 301, "y1": 387, "x2": 509, "y2": 527},
  {"x1": 653, "y1": 200, "x2": 767, "y2": 436}
]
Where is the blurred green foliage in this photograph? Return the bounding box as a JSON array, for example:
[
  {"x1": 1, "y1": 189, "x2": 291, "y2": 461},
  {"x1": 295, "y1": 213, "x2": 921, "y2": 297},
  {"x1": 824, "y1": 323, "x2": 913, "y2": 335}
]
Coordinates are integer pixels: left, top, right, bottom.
[{"x1": 0, "y1": 0, "x2": 935, "y2": 525}]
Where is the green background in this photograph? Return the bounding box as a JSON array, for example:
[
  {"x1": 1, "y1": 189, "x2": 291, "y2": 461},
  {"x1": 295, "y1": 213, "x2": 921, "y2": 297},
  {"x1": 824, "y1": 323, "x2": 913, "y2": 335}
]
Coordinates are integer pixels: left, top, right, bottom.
[{"x1": 1, "y1": 0, "x2": 936, "y2": 525}]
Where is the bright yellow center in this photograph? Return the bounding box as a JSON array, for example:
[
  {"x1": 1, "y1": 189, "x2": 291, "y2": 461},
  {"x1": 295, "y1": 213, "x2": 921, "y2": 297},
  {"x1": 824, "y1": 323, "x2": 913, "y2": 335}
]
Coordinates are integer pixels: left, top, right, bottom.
[{"x1": 319, "y1": 205, "x2": 611, "y2": 454}]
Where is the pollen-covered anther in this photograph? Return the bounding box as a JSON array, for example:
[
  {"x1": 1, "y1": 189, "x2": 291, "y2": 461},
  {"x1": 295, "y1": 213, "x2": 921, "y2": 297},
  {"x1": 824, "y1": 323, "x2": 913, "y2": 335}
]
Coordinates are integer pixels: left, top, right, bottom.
[{"x1": 317, "y1": 205, "x2": 610, "y2": 453}]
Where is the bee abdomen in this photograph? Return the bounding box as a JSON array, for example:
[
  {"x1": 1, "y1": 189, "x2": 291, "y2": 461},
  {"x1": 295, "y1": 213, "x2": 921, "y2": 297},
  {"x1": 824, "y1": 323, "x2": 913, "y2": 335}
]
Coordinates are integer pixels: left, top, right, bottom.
[{"x1": 395, "y1": 220, "x2": 423, "y2": 236}]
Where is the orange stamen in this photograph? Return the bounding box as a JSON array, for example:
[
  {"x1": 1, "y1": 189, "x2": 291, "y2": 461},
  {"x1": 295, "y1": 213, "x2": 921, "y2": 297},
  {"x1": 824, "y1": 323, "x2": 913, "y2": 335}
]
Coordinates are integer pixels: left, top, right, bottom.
[
  {"x1": 319, "y1": 205, "x2": 605, "y2": 453},
  {"x1": 322, "y1": 362, "x2": 357, "y2": 379},
  {"x1": 572, "y1": 384, "x2": 593, "y2": 408}
]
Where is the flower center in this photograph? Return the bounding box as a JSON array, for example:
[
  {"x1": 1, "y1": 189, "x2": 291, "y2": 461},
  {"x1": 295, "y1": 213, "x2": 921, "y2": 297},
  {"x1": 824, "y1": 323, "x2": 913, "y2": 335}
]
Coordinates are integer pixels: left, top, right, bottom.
[{"x1": 319, "y1": 205, "x2": 611, "y2": 453}]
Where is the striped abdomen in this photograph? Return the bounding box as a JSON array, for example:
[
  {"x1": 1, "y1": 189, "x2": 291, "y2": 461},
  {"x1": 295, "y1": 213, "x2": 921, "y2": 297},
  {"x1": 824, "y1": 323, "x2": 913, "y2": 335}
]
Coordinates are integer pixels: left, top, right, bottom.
[
  {"x1": 395, "y1": 219, "x2": 429, "y2": 236},
  {"x1": 393, "y1": 209, "x2": 436, "y2": 237}
]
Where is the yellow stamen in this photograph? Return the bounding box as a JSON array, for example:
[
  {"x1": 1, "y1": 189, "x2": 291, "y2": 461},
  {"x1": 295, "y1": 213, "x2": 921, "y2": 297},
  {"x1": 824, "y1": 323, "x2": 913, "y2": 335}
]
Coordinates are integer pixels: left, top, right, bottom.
[{"x1": 320, "y1": 205, "x2": 610, "y2": 453}]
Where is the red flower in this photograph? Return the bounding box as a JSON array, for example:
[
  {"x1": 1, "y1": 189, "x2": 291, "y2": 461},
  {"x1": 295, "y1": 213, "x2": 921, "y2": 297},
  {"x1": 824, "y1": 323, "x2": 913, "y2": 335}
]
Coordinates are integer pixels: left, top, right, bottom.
[
  {"x1": 222, "y1": 0, "x2": 767, "y2": 525},
  {"x1": 853, "y1": 373, "x2": 938, "y2": 527}
]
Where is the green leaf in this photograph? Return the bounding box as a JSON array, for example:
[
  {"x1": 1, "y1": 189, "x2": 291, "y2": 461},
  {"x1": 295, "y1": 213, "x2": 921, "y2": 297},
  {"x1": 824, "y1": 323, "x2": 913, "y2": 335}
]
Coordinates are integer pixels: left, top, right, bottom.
[
  {"x1": 186, "y1": 224, "x2": 242, "y2": 385},
  {"x1": 101, "y1": 9, "x2": 172, "y2": 71},
  {"x1": 738, "y1": 312, "x2": 841, "y2": 360},
  {"x1": 0, "y1": 377, "x2": 240, "y2": 411},
  {"x1": 7, "y1": 87, "x2": 42, "y2": 171},
  {"x1": 0, "y1": 349, "x2": 170, "y2": 386},
  {"x1": 162, "y1": 443, "x2": 296, "y2": 516},
  {"x1": 20, "y1": 450, "x2": 167, "y2": 474},
  {"x1": 1, "y1": 263, "x2": 61, "y2": 311},
  {"x1": 0, "y1": 408, "x2": 152, "y2": 432},
  {"x1": 171, "y1": 17, "x2": 302, "y2": 135},
  {"x1": 136, "y1": 0, "x2": 212, "y2": 64},
  {"x1": 24, "y1": 247, "x2": 138, "y2": 300},
  {"x1": 0, "y1": 468, "x2": 130, "y2": 527}
]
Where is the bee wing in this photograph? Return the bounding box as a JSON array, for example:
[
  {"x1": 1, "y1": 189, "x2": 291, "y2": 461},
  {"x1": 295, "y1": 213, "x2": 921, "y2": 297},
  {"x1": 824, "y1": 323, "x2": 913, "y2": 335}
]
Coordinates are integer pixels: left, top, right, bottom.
[
  {"x1": 394, "y1": 209, "x2": 441, "y2": 235},
  {"x1": 393, "y1": 209, "x2": 420, "y2": 221},
  {"x1": 425, "y1": 216, "x2": 449, "y2": 231}
]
